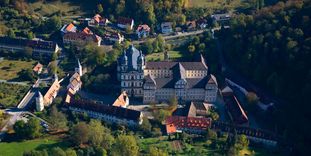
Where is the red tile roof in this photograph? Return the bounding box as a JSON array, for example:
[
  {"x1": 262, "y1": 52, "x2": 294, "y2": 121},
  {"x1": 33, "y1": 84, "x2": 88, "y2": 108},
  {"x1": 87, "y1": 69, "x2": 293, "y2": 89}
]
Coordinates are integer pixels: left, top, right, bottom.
[
  {"x1": 113, "y1": 91, "x2": 128, "y2": 107},
  {"x1": 33, "y1": 62, "x2": 43, "y2": 72},
  {"x1": 136, "y1": 24, "x2": 150, "y2": 32},
  {"x1": 66, "y1": 23, "x2": 76, "y2": 32},
  {"x1": 166, "y1": 116, "x2": 211, "y2": 134},
  {"x1": 117, "y1": 17, "x2": 133, "y2": 25},
  {"x1": 82, "y1": 27, "x2": 93, "y2": 35}
]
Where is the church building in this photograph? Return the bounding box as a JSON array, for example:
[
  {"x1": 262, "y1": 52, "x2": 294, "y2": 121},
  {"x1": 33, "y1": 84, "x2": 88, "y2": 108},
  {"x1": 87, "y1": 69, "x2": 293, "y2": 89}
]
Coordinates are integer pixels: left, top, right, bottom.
[{"x1": 117, "y1": 45, "x2": 218, "y2": 104}]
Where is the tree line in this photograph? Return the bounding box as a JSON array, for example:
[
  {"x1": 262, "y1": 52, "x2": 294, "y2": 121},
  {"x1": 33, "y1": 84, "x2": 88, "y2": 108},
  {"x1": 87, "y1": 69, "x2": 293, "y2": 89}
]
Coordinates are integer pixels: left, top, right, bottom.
[{"x1": 219, "y1": 0, "x2": 311, "y2": 154}]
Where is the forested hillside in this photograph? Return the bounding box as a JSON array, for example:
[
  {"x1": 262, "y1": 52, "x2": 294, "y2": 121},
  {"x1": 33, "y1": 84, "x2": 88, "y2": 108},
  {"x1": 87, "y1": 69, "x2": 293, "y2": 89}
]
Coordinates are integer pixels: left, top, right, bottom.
[{"x1": 220, "y1": 0, "x2": 311, "y2": 154}]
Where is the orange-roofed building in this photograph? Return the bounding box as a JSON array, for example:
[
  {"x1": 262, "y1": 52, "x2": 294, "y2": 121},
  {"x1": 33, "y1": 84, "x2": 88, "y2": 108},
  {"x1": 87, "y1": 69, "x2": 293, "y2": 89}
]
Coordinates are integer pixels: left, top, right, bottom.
[
  {"x1": 33, "y1": 62, "x2": 43, "y2": 74},
  {"x1": 89, "y1": 14, "x2": 110, "y2": 26},
  {"x1": 165, "y1": 116, "x2": 212, "y2": 135},
  {"x1": 61, "y1": 23, "x2": 77, "y2": 34},
  {"x1": 82, "y1": 27, "x2": 93, "y2": 35},
  {"x1": 112, "y1": 91, "x2": 129, "y2": 108},
  {"x1": 43, "y1": 80, "x2": 60, "y2": 106}
]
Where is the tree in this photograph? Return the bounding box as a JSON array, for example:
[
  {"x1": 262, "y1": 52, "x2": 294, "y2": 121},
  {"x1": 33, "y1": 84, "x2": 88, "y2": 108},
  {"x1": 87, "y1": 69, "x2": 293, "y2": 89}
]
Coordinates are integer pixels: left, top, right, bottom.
[
  {"x1": 147, "y1": 147, "x2": 168, "y2": 156},
  {"x1": 50, "y1": 147, "x2": 66, "y2": 156},
  {"x1": 27, "y1": 31, "x2": 34, "y2": 40},
  {"x1": 246, "y1": 92, "x2": 259, "y2": 105},
  {"x1": 23, "y1": 150, "x2": 48, "y2": 156},
  {"x1": 88, "y1": 120, "x2": 105, "y2": 147},
  {"x1": 153, "y1": 109, "x2": 170, "y2": 123},
  {"x1": 49, "y1": 105, "x2": 68, "y2": 130},
  {"x1": 141, "y1": 39, "x2": 154, "y2": 54},
  {"x1": 97, "y1": 4, "x2": 104, "y2": 14},
  {"x1": 102, "y1": 132, "x2": 115, "y2": 150},
  {"x1": 192, "y1": 36, "x2": 200, "y2": 45},
  {"x1": 7, "y1": 29, "x2": 15, "y2": 38},
  {"x1": 51, "y1": 53, "x2": 58, "y2": 61},
  {"x1": 24, "y1": 47, "x2": 33, "y2": 57},
  {"x1": 46, "y1": 16, "x2": 61, "y2": 32},
  {"x1": 235, "y1": 135, "x2": 249, "y2": 150},
  {"x1": 140, "y1": 117, "x2": 152, "y2": 133},
  {"x1": 155, "y1": 35, "x2": 165, "y2": 52},
  {"x1": 14, "y1": 120, "x2": 27, "y2": 139},
  {"x1": 111, "y1": 135, "x2": 139, "y2": 156},
  {"x1": 168, "y1": 96, "x2": 178, "y2": 112},
  {"x1": 71, "y1": 122, "x2": 90, "y2": 146},
  {"x1": 206, "y1": 128, "x2": 217, "y2": 140},
  {"x1": 188, "y1": 45, "x2": 196, "y2": 53},
  {"x1": 198, "y1": 43, "x2": 206, "y2": 53},
  {"x1": 65, "y1": 149, "x2": 77, "y2": 156},
  {"x1": 27, "y1": 118, "x2": 42, "y2": 139},
  {"x1": 18, "y1": 69, "x2": 35, "y2": 81}
]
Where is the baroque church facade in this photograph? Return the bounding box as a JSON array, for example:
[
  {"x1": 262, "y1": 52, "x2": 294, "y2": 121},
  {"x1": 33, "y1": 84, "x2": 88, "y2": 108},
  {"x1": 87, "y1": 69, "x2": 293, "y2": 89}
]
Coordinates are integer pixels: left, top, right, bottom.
[{"x1": 117, "y1": 45, "x2": 218, "y2": 104}]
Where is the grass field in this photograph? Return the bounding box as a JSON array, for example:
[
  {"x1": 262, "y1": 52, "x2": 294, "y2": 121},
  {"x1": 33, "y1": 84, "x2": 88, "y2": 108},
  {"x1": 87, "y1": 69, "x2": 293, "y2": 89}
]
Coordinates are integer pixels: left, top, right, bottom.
[
  {"x1": 0, "y1": 59, "x2": 36, "y2": 81},
  {"x1": 145, "y1": 51, "x2": 184, "y2": 61},
  {"x1": 0, "y1": 137, "x2": 70, "y2": 156},
  {"x1": 28, "y1": 0, "x2": 93, "y2": 21},
  {"x1": 0, "y1": 83, "x2": 29, "y2": 108},
  {"x1": 187, "y1": 0, "x2": 245, "y2": 10}
]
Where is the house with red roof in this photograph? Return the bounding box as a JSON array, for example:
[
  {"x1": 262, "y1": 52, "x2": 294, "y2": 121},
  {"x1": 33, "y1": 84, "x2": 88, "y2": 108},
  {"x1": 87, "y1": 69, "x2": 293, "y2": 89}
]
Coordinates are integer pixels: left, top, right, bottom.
[
  {"x1": 117, "y1": 17, "x2": 134, "y2": 30},
  {"x1": 112, "y1": 91, "x2": 129, "y2": 108},
  {"x1": 63, "y1": 27, "x2": 102, "y2": 46},
  {"x1": 60, "y1": 23, "x2": 77, "y2": 35},
  {"x1": 33, "y1": 62, "x2": 43, "y2": 74},
  {"x1": 88, "y1": 14, "x2": 110, "y2": 27},
  {"x1": 166, "y1": 116, "x2": 212, "y2": 135},
  {"x1": 136, "y1": 24, "x2": 150, "y2": 39},
  {"x1": 43, "y1": 79, "x2": 60, "y2": 106}
]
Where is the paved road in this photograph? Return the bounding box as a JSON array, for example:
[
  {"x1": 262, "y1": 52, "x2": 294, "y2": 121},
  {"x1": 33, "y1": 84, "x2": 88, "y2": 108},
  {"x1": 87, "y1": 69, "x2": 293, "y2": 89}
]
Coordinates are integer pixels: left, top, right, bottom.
[
  {"x1": 132, "y1": 29, "x2": 207, "y2": 45},
  {"x1": 0, "y1": 79, "x2": 28, "y2": 86}
]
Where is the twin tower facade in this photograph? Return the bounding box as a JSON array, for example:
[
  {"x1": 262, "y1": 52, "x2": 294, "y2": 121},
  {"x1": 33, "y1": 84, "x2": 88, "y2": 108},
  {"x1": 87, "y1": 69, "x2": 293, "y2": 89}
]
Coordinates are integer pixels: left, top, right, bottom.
[{"x1": 117, "y1": 45, "x2": 218, "y2": 104}]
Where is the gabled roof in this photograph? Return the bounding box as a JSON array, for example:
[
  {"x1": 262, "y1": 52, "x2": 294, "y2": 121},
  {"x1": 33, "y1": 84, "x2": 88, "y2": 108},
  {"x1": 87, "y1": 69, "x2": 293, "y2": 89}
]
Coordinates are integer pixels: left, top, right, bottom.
[
  {"x1": 82, "y1": 27, "x2": 93, "y2": 35},
  {"x1": 66, "y1": 23, "x2": 76, "y2": 32},
  {"x1": 43, "y1": 80, "x2": 60, "y2": 104},
  {"x1": 33, "y1": 62, "x2": 43, "y2": 72},
  {"x1": 224, "y1": 95, "x2": 248, "y2": 124},
  {"x1": 117, "y1": 17, "x2": 134, "y2": 25},
  {"x1": 112, "y1": 91, "x2": 129, "y2": 107},
  {"x1": 69, "y1": 99, "x2": 141, "y2": 122},
  {"x1": 166, "y1": 116, "x2": 211, "y2": 134},
  {"x1": 0, "y1": 37, "x2": 58, "y2": 51},
  {"x1": 136, "y1": 24, "x2": 150, "y2": 32},
  {"x1": 63, "y1": 32, "x2": 101, "y2": 42}
]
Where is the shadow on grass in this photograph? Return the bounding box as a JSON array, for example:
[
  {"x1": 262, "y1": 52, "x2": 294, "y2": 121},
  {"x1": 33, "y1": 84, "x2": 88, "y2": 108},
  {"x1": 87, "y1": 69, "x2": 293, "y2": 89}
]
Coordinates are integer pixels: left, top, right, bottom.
[{"x1": 35, "y1": 140, "x2": 72, "y2": 151}]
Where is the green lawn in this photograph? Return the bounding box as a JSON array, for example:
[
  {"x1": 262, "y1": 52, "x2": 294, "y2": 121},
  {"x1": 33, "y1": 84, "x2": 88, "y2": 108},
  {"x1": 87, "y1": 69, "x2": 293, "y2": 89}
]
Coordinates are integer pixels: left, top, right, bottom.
[
  {"x1": 187, "y1": 0, "x2": 245, "y2": 10},
  {"x1": 28, "y1": 0, "x2": 93, "y2": 20},
  {"x1": 0, "y1": 137, "x2": 70, "y2": 156},
  {"x1": 0, "y1": 83, "x2": 29, "y2": 108},
  {"x1": 0, "y1": 59, "x2": 36, "y2": 81},
  {"x1": 145, "y1": 51, "x2": 184, "y2": 61}
]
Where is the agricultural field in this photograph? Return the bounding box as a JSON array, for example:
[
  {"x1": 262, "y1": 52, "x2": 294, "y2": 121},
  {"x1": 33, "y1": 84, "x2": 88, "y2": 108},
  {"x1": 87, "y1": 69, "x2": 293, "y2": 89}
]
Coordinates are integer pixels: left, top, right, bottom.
[
  {"x1": 0, "y1": 83, "x2": 29, "y2": 108},
  {"x1": 0, "y1": 59, "x2": 36, "y2": 81},
  {"x1": 0, "y1": 137, "x2": 70, "y2": 156}
]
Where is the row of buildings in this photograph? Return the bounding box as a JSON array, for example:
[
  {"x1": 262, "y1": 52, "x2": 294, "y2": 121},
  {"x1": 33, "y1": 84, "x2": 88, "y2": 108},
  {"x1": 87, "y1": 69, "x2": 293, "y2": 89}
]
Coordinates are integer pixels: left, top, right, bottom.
[
  {"x1": 117, "y1": 45, "x2": 218, "y2": 104},
  {"x1": 0, "y1": 36, "x2": 60, "y2": 59}
]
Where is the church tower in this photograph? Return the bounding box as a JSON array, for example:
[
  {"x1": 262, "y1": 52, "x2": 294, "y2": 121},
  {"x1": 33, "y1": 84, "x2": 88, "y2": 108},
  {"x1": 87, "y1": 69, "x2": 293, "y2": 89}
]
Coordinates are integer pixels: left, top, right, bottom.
[
  {"x1": 36, "y1": 91, "x2": 44, "y2": 111},
  {"x1": 75, "y1": 59, "x2": 83, "y2": 76}
]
